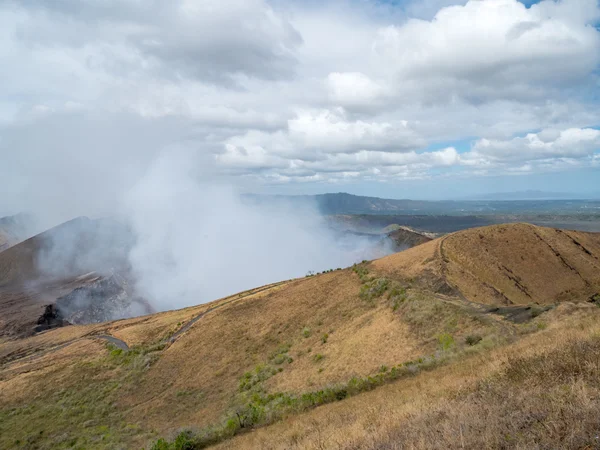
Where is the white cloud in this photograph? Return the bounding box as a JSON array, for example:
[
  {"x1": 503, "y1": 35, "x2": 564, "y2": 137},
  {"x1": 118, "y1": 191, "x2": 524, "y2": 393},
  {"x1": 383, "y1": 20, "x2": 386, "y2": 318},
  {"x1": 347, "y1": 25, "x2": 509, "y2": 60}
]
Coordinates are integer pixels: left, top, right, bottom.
[
  {"x1": 326, "y1": 72, "x2": 387, "y2": 110},
  {"x1": 1, "y1": 0, "x2": 599, "y2": 192},
  {"x1": 10, "y1": 0, "x2": 302, "y2": 85},
  {"x1": 461, "y1": 127, "x2": 600, "y2": 174},
  {"x1": 368, "y1": 0, "x2": 600, "y2": 104}
]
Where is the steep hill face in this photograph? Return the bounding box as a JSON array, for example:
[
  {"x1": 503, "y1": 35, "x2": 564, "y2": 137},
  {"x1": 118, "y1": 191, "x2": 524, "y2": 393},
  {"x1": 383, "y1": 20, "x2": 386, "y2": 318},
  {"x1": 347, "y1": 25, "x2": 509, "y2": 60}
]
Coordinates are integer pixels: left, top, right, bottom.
[
  {"x1": 375, "y1": 223, "x2": 600, "y2": 305},
  {"x1": 386, "y1": 226, "x2": 434, "y2": 250}
]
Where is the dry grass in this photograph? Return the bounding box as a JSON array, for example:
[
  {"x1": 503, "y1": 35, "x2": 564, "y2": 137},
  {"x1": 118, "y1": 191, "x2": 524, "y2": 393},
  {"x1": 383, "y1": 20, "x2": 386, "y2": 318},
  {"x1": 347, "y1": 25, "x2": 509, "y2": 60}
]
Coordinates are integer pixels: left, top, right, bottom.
[
  {"x1": 443, "y1": 224, "x2": 600, "y2": 305},
  {"x1": 374, "y1": 224, "x2": 600, "y2": 305},
  {"x1": 214, "y1": 306, "x2": 600, "y2": 450}
]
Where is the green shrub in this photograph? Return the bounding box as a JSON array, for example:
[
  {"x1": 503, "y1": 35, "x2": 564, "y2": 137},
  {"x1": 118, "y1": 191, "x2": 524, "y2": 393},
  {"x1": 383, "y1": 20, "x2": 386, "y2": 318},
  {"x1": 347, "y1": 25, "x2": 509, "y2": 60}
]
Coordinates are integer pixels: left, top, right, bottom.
[
  {"x1": 321, "y1": 333, "x2": 329, "y2": 344},
  {"x1": 313, "y1": 353, "x2": 324, "y2": 363},
  {"x1": 239, "y1": 365, "x2": 278, "y2": 391},
  {"x1": 359, "y1": 278, "x2": 389, "y2": 301},
  {"x1": 302, "y1": 327, "x2": 311, "y2": 338},
  {"x1": 272, "y1": 354, "x2": 288, "y2": 365},
  {"x1": 438, "y1": 333, "x2": 455, "y2": 351},
  {"x1": 269, "y1": 343, "x2": 291, "y2": 361},
  {"x1": 352, "y1": 263, "x2": 372, "y2": 282}
]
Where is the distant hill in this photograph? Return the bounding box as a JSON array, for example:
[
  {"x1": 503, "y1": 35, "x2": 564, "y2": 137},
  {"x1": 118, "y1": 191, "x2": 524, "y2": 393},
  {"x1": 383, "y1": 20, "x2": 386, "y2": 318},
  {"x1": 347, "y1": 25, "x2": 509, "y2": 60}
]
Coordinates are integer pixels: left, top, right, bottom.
[
  {"x1": 472, "y1": 190, "x2": 590, "y2": 200},
  {"x1": 245, "y1": 192, "x2": 600, "y2": 216}
]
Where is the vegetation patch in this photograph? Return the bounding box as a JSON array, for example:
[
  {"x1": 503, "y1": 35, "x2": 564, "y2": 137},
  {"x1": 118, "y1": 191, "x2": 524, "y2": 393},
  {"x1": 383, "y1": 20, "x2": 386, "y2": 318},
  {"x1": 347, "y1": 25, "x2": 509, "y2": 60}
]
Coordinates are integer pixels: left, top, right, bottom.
[
  {"x1": 465, "y1": 334, "x2": 482, "y2": 346},
  {"x1": 359, "y1": 278, "x2": 390, "y2": 302},
  {"x1": 239, "y1": 364, "x2": 280, "y2": 392},
  {"x1": 107, "y1": 342, "x2": 165, "y2": 370},
  {"x1": 352, "y1": 262, "x2": 372, "y2": 283},
  {"x1": 150, "y1": 340, "x2": 498, "y2": 450},
  {"x1": 437, "y1": 333, "x2": 455, "y2": 351},
  {"x1": 0, "y1": 343, "x2": 165, "y2": 449},
  {"x1": 388, "y1": 284, "x2": 407, "y2": 311}
]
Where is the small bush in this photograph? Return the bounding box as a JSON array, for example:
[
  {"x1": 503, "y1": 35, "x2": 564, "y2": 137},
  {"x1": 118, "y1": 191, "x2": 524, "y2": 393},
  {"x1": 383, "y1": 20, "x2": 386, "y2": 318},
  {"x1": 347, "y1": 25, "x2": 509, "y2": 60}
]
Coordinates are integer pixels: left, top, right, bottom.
[
  {"x1": 239, "y1": 365, "x2": 278, "y2": 391},
  {"x1": 313, "y1": 353, "x2": 324, "y2": 363},
  {"x1": 302, "y1": 327, "x2": 311, "y2": 338},
  {"x1": 272, "y1": 354, "x2": 288, "y2": 365},
  {"x1": 321, "y1": 333, "x2": 329, "y2": 344},
  {"x1": 465, "y1": 334, "x2": 482, "y2": 346},
  {"x1": 359, "y1": 278, "x2": 390, "y2": 301},
  {"x1": 352, "y1": 263, "x2": 372, "y2": 282},
  {"x1": 388, "y1": 284, "x2": 407, "y2": 311}
]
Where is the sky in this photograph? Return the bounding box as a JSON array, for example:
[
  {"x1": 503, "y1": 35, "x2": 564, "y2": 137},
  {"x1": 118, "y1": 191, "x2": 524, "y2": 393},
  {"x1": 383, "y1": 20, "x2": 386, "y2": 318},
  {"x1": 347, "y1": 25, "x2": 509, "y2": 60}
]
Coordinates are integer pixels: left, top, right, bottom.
[{"x1": 1, "y1": 0, "x2": 600, "y2": 209}]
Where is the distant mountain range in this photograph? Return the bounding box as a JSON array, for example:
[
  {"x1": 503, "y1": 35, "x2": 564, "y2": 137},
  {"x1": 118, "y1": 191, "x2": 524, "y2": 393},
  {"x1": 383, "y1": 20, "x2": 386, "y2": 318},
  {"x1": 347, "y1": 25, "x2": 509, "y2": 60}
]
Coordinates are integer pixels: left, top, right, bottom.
[
  {"x1": 245, "y1": 192, "x2": 600, "y2": 216},
  {"x1": 469, "y1": 190, "x2": 598, "y2": 201}
]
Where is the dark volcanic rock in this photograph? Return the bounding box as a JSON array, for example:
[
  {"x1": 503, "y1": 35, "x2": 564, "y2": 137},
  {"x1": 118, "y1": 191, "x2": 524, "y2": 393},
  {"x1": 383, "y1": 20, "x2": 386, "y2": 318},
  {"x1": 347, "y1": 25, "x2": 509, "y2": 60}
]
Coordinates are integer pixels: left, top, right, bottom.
[
  {"x1": 35, "y1": 304, "x2": 69, "y2": 332},
  {"x1": 55, "y1": 274, "x2": 152, "y2": 325},
  {"x1": 387, "y1": 227, "x2": 434, "y2": 251}
]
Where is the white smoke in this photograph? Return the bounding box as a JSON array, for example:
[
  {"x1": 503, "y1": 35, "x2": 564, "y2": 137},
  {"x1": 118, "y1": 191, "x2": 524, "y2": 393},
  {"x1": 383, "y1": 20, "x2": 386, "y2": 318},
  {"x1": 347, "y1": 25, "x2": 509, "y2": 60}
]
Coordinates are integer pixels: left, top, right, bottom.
[
  {"x1": 124, "y1": 147, "x2": 380, "y2": 309},
  {"x1": 1, "y1": 111, "x2": 388, "y2": 312}
]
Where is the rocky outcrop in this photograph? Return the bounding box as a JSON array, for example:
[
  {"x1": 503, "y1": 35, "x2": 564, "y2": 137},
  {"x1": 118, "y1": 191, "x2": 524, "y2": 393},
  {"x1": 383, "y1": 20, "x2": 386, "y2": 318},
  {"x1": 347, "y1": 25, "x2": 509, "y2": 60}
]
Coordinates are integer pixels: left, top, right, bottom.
[{"x1": 55, "y1": 274, "x2": 152, "y2": 325}]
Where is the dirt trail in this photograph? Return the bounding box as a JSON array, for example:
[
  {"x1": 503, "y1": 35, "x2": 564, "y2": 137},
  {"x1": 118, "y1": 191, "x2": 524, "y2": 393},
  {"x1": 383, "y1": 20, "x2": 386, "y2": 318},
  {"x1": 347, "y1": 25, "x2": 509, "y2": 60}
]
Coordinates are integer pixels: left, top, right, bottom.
[
  {"x1": 1, "y1": 279, "x2": 293, "y2": 368},
  {"x1": 97, "y1": 334, "x2": 129, "y2": 351},
  {"x1": 166, "y1": 280, "x2": 291, "y2": 344}
]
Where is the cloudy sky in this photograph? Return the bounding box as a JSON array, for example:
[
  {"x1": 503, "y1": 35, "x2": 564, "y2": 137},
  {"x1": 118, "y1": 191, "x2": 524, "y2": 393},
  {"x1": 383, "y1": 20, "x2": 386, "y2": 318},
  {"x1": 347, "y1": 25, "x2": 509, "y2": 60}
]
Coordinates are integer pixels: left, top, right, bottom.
[{"x1": 1, "y1": 0, "x2": 600, "y2": 207}]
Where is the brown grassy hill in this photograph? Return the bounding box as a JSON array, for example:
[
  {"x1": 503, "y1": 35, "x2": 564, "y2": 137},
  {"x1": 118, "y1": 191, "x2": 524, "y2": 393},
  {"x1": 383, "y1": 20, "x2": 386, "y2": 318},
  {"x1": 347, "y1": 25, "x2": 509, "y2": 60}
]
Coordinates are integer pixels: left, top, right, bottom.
[
  {"x1": 375, "y1": 223, "x2": 600, "y2": 306},
  {"x1": 1, "y1": 223, "x2": 600, "y2": 449}
]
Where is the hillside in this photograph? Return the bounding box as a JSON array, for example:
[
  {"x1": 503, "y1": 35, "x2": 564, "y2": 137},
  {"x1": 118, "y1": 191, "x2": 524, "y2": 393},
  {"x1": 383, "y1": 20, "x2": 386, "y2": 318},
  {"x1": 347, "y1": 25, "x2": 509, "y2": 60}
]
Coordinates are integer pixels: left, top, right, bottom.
[
  {"x1": 375, "y1": 223, "x2": 600, "y2": 305},
  {"x1": 1, "y1": 223, "x2": 600, "y2": 449},
  {"x1": 0, "y1": 217, "x2": 140, "y2": 337}
]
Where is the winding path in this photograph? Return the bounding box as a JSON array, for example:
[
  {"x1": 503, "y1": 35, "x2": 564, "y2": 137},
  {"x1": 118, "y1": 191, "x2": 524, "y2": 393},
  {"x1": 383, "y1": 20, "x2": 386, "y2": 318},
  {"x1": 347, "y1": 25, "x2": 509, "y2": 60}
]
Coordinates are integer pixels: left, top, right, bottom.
[
  {"x1": 97, "y1": 334, "x2": 129, "y2": 351},
  {"x1": 166, "y1": 280, "x2": 290, "y2": 344},
  {"x1": 1, "y1": 279, "x2": 292, "y2": 369}
]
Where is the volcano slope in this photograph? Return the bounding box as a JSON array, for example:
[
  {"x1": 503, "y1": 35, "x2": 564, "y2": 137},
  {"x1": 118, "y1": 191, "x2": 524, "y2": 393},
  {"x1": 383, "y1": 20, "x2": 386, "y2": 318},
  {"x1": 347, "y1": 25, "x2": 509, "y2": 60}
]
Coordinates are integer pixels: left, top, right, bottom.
[
  {"x1": 1, "y1": 223, "x2": 600, "y2": 449},
  {"x1": 0, "y1": 216, "x2": 149, "y2": 338}
]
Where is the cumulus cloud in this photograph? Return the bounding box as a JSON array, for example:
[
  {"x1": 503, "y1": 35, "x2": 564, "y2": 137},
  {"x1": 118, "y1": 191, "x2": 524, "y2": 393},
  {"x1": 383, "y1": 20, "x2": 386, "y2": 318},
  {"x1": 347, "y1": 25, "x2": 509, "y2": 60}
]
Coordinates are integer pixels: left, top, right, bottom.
[
  {"x1": 326, "y1": 72, "x2": 388, "y2": 110},
  {"x1": 1, "y1": 0, "x2": 599, "y2": 190},
  {"x1": 367, "y1": 0, "x2": 600, "y2": 104},
  {"x1": 462, "y1": 127, "x2": 600, "y2": 173},
  {"x1": 9, "y1": 0, "x2": 302, "y2": 85}
]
